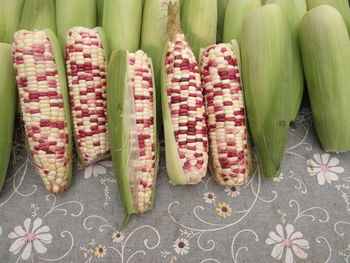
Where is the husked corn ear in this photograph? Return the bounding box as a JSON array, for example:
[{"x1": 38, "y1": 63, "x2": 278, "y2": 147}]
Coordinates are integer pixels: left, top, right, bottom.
[
  {"x1": 241, "y1": 4, "x2": 293, "y2": 178},
  {"x1": 66, "y1": 27, "x2": 109, "y2": 165},
  {"x1": 0, "y1": 43, "x2": 17, "y2": 191},
  {"x1": 0, "y1": 0, "x2": 25, "y2": 43},
  {"x1": 13, "y1": 30, "x2": 73, "y2": 194},
  {"x1": 20, "y1": 0, "x2": 56, "y2": 33},
  {"x1": 216, "y1": 0, "x2": 229, "y2": 43},
  {"x1": 200, "y1": 42, "x2": 249, "y2": 186},
  {"x1": 223, "y1": 0, "x2": 261, "y2": 43},
  {"x1": 306, "y1": 0, "x2": 350, "y2": 33},
  {"x1": 300, "y1": 5, "x2": 350, "y2": 152},
  {"x1": 56, "y1": 0, "x2": 97, "y2": 51},
  {"x1": 107, "y1": 49, "x2": 158, "y2": 218},
  {"x1": 103, "y1": 0, "x2": 142, "y2": 58},
  {"x1": 181, "y1": 0, "x2": 217, "y2": 59}
]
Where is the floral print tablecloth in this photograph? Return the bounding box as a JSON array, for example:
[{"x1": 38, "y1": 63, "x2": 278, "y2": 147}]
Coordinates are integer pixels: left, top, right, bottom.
[{"x1": 0, "y1": 108, "x2": 349, "y2": 263}]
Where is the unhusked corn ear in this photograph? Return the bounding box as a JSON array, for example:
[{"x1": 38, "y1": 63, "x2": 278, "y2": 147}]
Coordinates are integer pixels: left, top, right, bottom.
[
  {"x1": 0, "y1": 43, "x2": 17, "y2": 191},
  {"x1": 13, "y1": 29, "x2": 73, "y2": 194},
  {"x1": 241, "y1": 4, "x2": 293, "y2": 178},
  {"x1": 181, "y1": 0, "x2": 217, "y2": 59},
  {"x1": 56, "y1": 0, "x2": 97, "y2": 51},
  {"x1": 200, "y1": 42, "x2": 249, "y2": 186},
  {"x1": 306, "y1": 0, "x2": 350, "y2": 33},
  {"x1": 0, "y1": 0, "x2": 25, "y2": 43},
  {"x1": 216, "y1": 0, "x2": 229, "y2": 43},
  {"x1": 107, "y1": 50, "x2": 158, "y2": 218},
  {"x1": 223, "y1": 0, "x2": 261, "y2": 43},
  {"x1": 161, "y1": 2, "x2": 208, "y2": 184},
  {"x1": 97, "y1": 0, "x2": 104, "y2": 26},
  {"x1": 103, "y1": 0, "x2": 142, "y2": 59},
  {"x1": 300, "y1": 5, "x2": 350, "y2": 152},
  {"x1": 66, "y1": 27, "x2": 109, "y2": 165},
  {"x1": 20, "y1": 0, "x2": 56, "y2": 33},
  {"x1": 141, "y1": 0, "x2": 169, "y2": 128},
  {"x1": 266, "y1": 0, "x2": 306, "y2": 120}
]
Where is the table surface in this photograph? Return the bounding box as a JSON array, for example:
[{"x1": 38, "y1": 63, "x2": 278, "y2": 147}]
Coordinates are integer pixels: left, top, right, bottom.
[{"x1": 0, "y1": 108, "x2": 349, "y2": 263}]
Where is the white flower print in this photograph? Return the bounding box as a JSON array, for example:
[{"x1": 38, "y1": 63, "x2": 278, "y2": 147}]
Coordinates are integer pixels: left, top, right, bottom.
[
  {"x1": 8, "y1": 218, "x2": 53, "y2": 260},
  {"x1": 173, "y1": 238, "x2": 189, "y2": 256},
  {"x1": 84, "y1": 160, "x2": 113, "y2": 179},
  {"x1": 307, "y1": 153, "x2": 343, "y2": 185},
  {"x1": 0, "y1": 225, "x2": 2, "y2": 236},
  {"x1": 203, "y1": 192, "x2": 216, "y2": 203},
  {"x1": 224, "y1": 185, "x2": 241, "y2": 197},
  {"x1": 112, "y1": 231, "x2": 124, "y2": 243},
  {"x1": 265, "y1": 224, "x2": 309, "y2": 263}
]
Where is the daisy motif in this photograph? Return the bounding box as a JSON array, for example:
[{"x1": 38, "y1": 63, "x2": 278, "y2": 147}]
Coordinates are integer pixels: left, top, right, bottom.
[
  {"x1": 112, "y1": 231, "x2": 124, "y2": 243},
  {"x1": 203, "y1": 192, "x2": 216, "y2": 203},
  {"x1": 265, "y1": 224, "x2": 310, "y2": 263},
  {"x1": 93, "y1": 245, "x2": 107, "y2": 258},
  {"x1": 215, "y1": 202, "x2": 232, "y2": 218},
  {"x1": 8, "y1": 218, "x2": 53, "y2": 260},
  {"x1": 307, "y1": 153, "x2": 343, "y2": 185},
  {"x1": 224, "y1": 185, "x2": 241, "y2": 197},
  {"x1": 173, "y1": 238, "x2": 189, "y2": 256},
  {"x1": 84, "y1": 160, "x2": 113, "y2": 179}
]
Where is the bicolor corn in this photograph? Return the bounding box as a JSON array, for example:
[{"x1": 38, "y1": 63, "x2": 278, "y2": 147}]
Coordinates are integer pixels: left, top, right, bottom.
[
  {"x1": 200, "y1": 42, "x2": 249, "y2": 186},
  {"x1": 66, "y1": 27, "x2": 109, "y2": 165},
  {"x1": 13, "y1": 30, "x2": 72, "y2": 194}
]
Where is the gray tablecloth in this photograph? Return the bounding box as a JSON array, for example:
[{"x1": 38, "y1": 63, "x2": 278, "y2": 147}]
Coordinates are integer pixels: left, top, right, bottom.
[{"x1": 0, "y1": 108, "x2": 349, "y2": 263}]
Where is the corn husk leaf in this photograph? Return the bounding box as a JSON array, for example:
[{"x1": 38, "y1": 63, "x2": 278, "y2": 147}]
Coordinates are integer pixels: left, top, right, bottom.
[
  {"x1": 0, "y1": 0, "x2": 25, "y2": 43},
  {"x1": 300, "y1": 5, "x2": 350, "y2": 152},
  {"x1": 217, "y1": 0, "x2": 229, "y2": 43},
  {"x1": 97, "y1": 0, "x2": 104, "y2": 26}
]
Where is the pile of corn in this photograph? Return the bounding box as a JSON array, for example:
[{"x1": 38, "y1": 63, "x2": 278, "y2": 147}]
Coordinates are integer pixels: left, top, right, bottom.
[{"x1": 0, "y1": 0, "x2": 349, "y2": 226}]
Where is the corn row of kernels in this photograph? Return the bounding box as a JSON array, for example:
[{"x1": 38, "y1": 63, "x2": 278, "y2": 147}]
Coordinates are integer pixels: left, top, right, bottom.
[
  {"x1": 66, "y1": 27, "x2": 109, "y2": 164},
  {"x1": 128, "y1": 50, "x2": 156, "y2": 213},
  {"x1": 13, "y1": 30, "x2": 70, "y2": 194},
  {"x1": 165, "y1": 33, "x2": 208, "y2": 183},
  {"x1": 200, "y1": 43, "x2": 248, "y2": 186}
]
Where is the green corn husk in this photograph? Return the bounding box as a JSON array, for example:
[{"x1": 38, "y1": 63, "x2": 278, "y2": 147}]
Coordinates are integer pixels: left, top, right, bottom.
[
  {"x1": 0, "y1": 43, "x2": 17, "y2": 191},
  {"x1": 217, "y1": 0, "x2": 229, "y2": 43},
  {"x1": 20, "y1": 0, "x2": 56, "y2": 33},
  {"x1": 141, "y1": 0, "x2": 169, "y2": 130},
  {"x1": 106, "y1": 50, "x2": 158, "y2": 229},
  {"x1": 103, "y1": 0, "x2": 142, "y2": 59},
  {"x1": 0, "y1": 0, "x2": 25, "y2": 43},
  {"x1": 56, "y1": 0, "x2": 97, "y2": 50},
  {"x1": 241, "y1": 4, "x2": 293, "y2": 178},
  {"x1": 97, "y1": 0, "x2": 104, "y2": 26},
  {"x1": 266, "y1": 0, "x2": 306, "y2": 119},
  {"x1": 223, "y1": 0, "x2": 261, "y2": 43},
  {"x1": 306, "y1": 0, "x2": 350, "y2": 33},
  {"x1": 181, "y1": 0, "x2": 217, "y2": 59},
  {"x1": 300, "y1": 5, "x2": 350, "y2": 152}
]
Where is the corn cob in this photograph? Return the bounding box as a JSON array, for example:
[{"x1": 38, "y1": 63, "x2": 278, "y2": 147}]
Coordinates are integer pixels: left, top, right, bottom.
[
  {"x1": 56, "y1": 0, "x2": 97, "y2": 51},
  {"x1": 240, "y1": 4, "x2": 293, "y2": 178},
  {"x1": 141, "y1": 0, "x2": 169, "y2": 129},
  {"x1": 200, "y1": 41, "x2": 249, "y2": 186},
  {"x1": 65, "y1": 27, "x2": 109, "y2": 165},
  {"x1": 0, "y1": 44, "x2": 17, "y2": 191},
  {"x1": 223, "y1": 0, "x2": 261, "y2": 43},
  {"x1": 300, "y1": 5, "x2": 350, "y2": 152},
  {"x1": 103, "y1": 0, "x2": 142, "y2": 58},
  {"x1": 0, "y1": 0, "x2": 25, "y2": 44},
  {"x1": 181, "y1": 0, "x2": 217, "y2": 59},
  {"x1": 107, "y1": 49, "x2": 158, "y2": 226},
  {"x1": 161, "y1": 2, "x2": 208, "y2": 184},
  {"x1": 97, "y1": 0, "x2": 104, "y2": 26},
  {"x1": 306, "y1": 0, "x2": 350, "y2": 33},
  {"x1": 12, "y1": 29, "x2": 73, "y2": 194},
  {"x1": 266, "y1": 0, "x2": 306, "y2": 120},
  {"x1": 217, "y1": 0, "x2": 229, "y2": 43},
  {"x1": 20, "y1": 0, "x2": 56, "y2": 33}
]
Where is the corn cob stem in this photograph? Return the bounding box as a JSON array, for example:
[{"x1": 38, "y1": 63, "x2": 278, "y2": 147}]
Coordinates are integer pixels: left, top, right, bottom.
[
  {"x1": 0, "y1": 43, "x2": 17, "y2": 191},
  {"x1": 13, "y1": 29, "x2": 73, "y2": 194},
  {"x1": 162, "y1": 2, "x2": 208, "y2": 184},
  {"x1": 65, "y1": 27, "x2": 110, "y2": 165}
]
